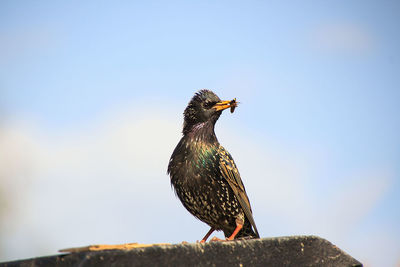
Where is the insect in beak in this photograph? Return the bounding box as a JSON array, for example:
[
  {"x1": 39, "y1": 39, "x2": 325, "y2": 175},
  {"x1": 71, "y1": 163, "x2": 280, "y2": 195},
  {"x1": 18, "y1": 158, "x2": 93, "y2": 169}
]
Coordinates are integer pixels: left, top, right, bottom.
[
  {"x1": 230, "y1": 98, "x2": 238, "y2": 113},
  {"x1": 213, "y1": 98, "x2": 239, "y2": 113}
]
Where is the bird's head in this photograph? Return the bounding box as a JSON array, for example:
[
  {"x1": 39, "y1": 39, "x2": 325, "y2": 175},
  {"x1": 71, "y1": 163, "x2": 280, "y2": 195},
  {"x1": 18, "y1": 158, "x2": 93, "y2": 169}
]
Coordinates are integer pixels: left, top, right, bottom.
[{"x1": 183, "y1": 89, "x2": 238, "y2": 134}]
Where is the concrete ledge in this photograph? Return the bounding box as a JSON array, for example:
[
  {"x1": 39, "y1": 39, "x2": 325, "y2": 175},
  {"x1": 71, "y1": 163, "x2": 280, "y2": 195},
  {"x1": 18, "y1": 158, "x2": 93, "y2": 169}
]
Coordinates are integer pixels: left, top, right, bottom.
[{"x1": 0, "y1": 236, "x2": 362, "y2": 267}]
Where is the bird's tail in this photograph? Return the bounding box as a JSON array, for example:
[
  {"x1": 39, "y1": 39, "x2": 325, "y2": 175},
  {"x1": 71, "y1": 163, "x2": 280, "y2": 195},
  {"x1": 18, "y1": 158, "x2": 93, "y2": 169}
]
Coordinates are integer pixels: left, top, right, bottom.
[{"x1": 237, "y1": 221, "x2": 259, "y2": 239}]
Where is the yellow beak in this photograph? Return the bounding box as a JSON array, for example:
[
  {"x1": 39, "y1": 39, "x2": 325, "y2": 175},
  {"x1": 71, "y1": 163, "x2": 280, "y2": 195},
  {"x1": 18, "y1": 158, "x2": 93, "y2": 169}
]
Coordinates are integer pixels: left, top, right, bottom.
[{"x1": 213, "y1": 98, "x2": 238, "y2": 113}]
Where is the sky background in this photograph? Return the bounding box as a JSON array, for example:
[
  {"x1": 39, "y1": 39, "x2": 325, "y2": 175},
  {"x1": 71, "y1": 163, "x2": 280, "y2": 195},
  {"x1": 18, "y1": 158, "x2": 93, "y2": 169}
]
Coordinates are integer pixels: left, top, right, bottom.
[{"x1": 0, "y1": 1, "x2": 399, "y2": 266}]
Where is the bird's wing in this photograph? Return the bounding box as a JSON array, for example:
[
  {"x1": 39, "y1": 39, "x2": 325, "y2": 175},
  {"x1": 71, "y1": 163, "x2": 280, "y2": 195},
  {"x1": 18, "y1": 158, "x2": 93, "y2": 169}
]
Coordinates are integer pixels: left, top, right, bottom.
[{"x1": 218, "y1": 146, "x2": 260, "y2": 238}]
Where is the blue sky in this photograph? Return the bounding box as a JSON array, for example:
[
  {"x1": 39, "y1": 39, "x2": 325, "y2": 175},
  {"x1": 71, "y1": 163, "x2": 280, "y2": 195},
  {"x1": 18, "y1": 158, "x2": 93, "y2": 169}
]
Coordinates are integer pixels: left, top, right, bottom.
[{"x1": 1, "y1": 1, "x2": 399, "y2": 266}]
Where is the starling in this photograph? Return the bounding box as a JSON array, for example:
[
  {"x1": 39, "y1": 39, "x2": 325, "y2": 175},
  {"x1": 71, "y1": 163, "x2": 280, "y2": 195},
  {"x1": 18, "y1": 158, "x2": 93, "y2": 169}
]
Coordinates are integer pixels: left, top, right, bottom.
[{"x1": 168, "y1": 89, "x2": 259, "y2": 242}]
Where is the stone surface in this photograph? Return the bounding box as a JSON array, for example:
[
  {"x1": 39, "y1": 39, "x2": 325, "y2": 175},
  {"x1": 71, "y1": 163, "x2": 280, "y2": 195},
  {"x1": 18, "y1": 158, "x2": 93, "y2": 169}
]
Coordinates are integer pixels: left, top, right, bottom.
[{"x1": 0, "y1": 236, "x2": 362, "y2": 267}]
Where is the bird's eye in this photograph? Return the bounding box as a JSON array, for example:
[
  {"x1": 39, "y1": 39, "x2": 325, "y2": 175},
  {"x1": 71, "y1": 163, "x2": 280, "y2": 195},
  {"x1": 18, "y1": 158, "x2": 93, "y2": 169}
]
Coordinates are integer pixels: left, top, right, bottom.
[{"x1": 204, "y1": 101, "x2": 214, "y2": 109}]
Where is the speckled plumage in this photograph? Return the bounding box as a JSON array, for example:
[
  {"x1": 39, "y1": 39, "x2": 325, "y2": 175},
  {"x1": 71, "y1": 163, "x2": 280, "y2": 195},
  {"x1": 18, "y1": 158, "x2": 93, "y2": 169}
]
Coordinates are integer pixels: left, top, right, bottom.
[{"x1": 168, "y1": 90, "x2": 259, "y2": 240}]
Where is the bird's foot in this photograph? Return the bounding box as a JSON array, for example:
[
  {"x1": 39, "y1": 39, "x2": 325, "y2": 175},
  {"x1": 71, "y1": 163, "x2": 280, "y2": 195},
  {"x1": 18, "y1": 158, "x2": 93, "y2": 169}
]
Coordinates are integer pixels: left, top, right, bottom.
[
  {"x1": 181, "y1": 241, "x2": 189, "y2": 244},
  {"x1": 199, "y1": 227, "x2": 215, "y2": 243}
]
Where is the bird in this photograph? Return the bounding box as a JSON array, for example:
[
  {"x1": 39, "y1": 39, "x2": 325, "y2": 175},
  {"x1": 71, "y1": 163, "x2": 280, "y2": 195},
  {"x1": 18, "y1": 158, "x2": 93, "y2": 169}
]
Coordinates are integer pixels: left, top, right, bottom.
[{"x1": 167, "y1": 89, "x2": 259, "y2": 242}]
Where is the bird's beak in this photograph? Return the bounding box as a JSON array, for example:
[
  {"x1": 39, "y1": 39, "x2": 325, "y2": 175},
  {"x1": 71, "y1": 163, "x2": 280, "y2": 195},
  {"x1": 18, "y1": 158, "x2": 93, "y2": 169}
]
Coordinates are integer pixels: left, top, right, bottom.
[{"x1": 213, "y1": 98, "x2": 238, "y2": 113}]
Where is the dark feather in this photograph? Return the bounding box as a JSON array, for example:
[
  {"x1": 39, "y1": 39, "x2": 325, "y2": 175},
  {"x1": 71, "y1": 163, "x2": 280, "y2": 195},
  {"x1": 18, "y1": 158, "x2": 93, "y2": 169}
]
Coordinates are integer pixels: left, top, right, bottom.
[
  {"x1": 168, "y1": 90, "x2": 259, "y2": 240},
  {"x1": 218, "y1": 145, "x2": 260, "y2": 238}
]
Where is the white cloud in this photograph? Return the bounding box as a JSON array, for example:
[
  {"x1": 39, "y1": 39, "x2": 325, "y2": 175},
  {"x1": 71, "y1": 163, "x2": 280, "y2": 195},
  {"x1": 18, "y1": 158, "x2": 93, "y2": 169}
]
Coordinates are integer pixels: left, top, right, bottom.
[
  {"x1": 0, "y1": 105, "x2": 395, "y2": 265},
  {"x1": 310, "y1": 22, "x2": 375, "y2": 55},
  {"x1": 0, "y1": 108, "x2": 183, "y2": 260}
]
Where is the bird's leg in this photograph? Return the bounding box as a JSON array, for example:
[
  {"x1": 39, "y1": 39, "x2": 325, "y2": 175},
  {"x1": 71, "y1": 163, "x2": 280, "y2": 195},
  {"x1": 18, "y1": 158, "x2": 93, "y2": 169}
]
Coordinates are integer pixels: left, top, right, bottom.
[
  {"x1": 210, "y1": 219, "x2": 244, "y2": 242},
  {"x1": 200, "y1": 227, "x2": 215, "y2": 243},
  {"x1": 226, "y1": 222, "x2": 243, "y2": 241}
]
